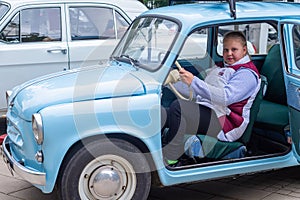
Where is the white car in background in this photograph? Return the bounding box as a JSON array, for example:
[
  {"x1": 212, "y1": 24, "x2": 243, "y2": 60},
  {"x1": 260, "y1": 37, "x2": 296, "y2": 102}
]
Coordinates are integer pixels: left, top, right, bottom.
[{"x1": 0, "y1": 0, "x2": 148, "y2": 116}]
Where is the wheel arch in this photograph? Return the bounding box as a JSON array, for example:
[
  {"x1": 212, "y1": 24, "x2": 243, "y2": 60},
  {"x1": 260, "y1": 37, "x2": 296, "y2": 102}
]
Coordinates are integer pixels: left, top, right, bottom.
[{"x1": 55, "y1": 133, "x2": 160, "y2": 188}]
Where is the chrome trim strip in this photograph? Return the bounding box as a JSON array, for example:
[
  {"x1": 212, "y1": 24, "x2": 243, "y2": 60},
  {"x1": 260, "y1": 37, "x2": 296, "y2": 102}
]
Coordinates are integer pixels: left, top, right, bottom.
[{"x1": 1, "y1": 136, "x2": 46, "y2": 186}]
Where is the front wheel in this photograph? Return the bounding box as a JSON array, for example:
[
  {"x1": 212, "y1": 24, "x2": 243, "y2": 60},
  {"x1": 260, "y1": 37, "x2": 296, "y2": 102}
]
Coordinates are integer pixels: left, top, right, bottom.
[{"x1": 57, "y1": 138, "x2": 151, "y2": 200}]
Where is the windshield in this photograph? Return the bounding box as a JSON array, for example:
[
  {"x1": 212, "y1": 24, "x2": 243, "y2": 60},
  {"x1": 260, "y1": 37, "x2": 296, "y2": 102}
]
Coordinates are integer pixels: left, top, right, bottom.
[
  {"x1": 0, "y1": 3, "x2": 9, "y2": 21},
  {"x1": 111, "y1": 17, "x2": 179, "y2": 71}
]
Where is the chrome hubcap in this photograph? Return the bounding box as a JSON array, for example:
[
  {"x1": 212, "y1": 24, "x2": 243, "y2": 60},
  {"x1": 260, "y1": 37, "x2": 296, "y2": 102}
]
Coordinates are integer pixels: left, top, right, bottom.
[
  {"x1": 89, "y1": 165, "x2": 122, "y2": 198},
  {"x1": 79, "y1": 154, "x2": 137, "y2": 200}
]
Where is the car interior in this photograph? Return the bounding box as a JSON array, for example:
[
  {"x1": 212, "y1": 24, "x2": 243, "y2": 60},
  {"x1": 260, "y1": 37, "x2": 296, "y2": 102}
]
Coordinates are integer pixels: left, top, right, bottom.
[{"x1": 161, "y1": 21, "x2": 291, "y2": 168}]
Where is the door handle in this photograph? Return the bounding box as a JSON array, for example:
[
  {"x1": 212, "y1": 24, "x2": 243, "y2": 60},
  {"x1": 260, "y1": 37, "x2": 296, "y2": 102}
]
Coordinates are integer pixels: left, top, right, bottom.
[{"x1": 47, "y1": 48, "x2": 67, "y2": 54}]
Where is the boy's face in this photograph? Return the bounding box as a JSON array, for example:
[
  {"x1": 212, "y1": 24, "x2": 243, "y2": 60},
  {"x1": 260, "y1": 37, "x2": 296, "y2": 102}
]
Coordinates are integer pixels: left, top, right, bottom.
[{"x1": 222, "y1": 38, "x2": 247, "y2": 65}]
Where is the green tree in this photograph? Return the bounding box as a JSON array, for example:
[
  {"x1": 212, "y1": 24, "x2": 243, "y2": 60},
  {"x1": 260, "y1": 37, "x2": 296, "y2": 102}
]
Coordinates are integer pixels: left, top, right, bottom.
[{"x1": 141, "y1": 0, "x2": 169, "y2": 8}]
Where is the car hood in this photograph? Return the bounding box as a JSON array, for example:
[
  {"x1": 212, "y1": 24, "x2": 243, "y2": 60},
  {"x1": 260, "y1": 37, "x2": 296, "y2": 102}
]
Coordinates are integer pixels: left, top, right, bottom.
[{"x1": 9, "y1": 64, "x2": 156, "y2": 121}]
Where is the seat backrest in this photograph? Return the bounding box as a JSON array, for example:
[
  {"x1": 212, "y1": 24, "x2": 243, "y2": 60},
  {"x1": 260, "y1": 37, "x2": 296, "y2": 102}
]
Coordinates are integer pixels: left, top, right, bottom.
[
  {"x1": 260, "y1": 44, "x2": 287, "y2": 105},
  {"x1": 238, "y1": 75, "x2": 267, "y2": 144}
]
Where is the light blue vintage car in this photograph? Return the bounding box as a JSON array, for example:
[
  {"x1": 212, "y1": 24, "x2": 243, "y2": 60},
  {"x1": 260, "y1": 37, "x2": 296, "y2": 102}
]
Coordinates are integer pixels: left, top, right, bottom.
[{"x1": 2, "y1": 1, "x2": 300, "y2": 199}]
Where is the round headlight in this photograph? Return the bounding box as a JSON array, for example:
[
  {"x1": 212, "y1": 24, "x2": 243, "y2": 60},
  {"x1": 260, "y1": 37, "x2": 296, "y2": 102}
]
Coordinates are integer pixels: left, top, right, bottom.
[{"x1": 32, "y1": 113, "x2": 44, "y2": 145}]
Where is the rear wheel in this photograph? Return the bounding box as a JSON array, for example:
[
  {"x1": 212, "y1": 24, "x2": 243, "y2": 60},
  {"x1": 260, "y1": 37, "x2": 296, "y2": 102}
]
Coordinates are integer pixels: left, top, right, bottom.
[{"x1": 57, "y1": 138, "x2": 151, "y2": 200}]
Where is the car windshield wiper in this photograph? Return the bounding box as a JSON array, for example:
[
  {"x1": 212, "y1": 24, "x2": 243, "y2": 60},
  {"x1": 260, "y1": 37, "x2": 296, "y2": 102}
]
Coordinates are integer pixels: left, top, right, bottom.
[{"x1": 112, "y1": 54, "x2": 139, "y2": 70}]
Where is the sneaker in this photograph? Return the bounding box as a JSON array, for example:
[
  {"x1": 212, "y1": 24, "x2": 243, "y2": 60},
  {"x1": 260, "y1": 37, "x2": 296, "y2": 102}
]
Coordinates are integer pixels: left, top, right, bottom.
[
  {"x1": 167, "y1": 159, "x2": 178, "y2": 165},
  {"x1": 165, "y1": 159, "x2": 184, "y2": 168}
]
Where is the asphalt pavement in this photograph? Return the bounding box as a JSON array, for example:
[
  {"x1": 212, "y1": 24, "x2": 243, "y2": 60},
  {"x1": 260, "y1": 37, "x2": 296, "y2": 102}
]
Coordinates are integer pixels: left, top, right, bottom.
[{"x1": 1, "y1": 146, "x2": 300, "y2": 200}]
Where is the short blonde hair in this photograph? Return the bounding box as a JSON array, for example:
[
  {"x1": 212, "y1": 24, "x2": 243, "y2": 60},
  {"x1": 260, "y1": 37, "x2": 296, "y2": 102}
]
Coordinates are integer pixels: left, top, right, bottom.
[{"x1": 223, "y1": 31, "x2": 247, "y2": 48}]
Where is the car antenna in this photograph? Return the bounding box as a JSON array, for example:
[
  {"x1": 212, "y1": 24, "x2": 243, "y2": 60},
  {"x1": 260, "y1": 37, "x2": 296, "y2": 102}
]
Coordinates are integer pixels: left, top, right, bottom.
[{"x1": 227, "y1": 0, "x2": 236, "y2": 19}]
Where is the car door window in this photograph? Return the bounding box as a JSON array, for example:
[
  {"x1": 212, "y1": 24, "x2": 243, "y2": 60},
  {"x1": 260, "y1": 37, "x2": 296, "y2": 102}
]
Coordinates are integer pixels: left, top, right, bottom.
[
  {"x1": 0, "y1": 7, "x2": 61, "y2": 43},
  {"x1": 177, "y1": 28, "x2": 210, "y2": 78},
  {"x1": 180, "y1": 29, "x2": 208, "y2": 59},
  {"x1": 69, "y1": 6, "x2": 129, "y2": 41},
  {"x1": 0, "y1": 13, "x2": 19, "y2": 43}
]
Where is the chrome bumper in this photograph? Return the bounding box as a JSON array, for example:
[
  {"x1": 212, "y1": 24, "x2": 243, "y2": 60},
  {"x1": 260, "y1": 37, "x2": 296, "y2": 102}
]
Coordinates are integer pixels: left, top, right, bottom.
[{"x1": 1, "y1": 136, "x2": 46, "y2": 185}]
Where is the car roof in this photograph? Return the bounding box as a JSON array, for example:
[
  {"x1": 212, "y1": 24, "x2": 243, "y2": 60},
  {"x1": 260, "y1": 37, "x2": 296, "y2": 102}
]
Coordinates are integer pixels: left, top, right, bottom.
[
  {"x1": 141, "y1": 2, "x2": 300, "y2": 31},
  {"x1": 1, "y1": 0, "x2": 148, "y2": 20}
]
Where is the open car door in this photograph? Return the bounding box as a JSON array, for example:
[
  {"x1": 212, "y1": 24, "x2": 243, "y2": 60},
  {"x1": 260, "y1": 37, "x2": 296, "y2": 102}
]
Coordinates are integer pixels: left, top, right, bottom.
[{"x1": 280, "y1": 21, "x2": 300, "y2": 159}]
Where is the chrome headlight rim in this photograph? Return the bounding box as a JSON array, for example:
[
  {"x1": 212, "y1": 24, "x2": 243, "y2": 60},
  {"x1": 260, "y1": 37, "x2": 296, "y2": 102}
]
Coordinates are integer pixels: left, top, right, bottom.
[{"x1": 32, "y1": 113, "x2": 44, "y2": 145}]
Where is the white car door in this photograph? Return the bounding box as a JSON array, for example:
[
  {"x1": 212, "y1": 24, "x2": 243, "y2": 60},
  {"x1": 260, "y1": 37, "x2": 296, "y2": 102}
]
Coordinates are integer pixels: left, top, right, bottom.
[
  {"x1": 66, "y1": 3, "x2": 132, "y2": 69},
  {"x1": 0, "y1": 5, "x2": 68, "y2": 111}
]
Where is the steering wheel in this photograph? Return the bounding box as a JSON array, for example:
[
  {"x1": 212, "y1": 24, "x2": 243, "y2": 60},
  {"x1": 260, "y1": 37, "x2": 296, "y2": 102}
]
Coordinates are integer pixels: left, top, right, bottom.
[{"x1": 164, "y1": 61, "x2": 193, "y2": 101}]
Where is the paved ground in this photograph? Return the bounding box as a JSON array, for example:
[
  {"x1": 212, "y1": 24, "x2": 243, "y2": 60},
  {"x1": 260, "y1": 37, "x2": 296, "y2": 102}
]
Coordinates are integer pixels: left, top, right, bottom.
[{"x1": 2, "y1": 147, "x2": 300, "y2": 200}]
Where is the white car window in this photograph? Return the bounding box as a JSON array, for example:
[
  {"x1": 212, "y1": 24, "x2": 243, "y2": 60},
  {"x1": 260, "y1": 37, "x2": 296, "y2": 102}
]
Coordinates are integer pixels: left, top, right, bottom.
[
  {"x1": 0, "y1": 3, "x2": 9, "y2": 20},
  {"x1": 115, "y1": 11, "x2": 129, "y2": 39},
  {"x1": 69, "y1": 6, "x2": 130, "y2": 41},
  {"x1": 0, "y1": 7, "x2": 61, "y2": 43},
  {"x1": 0, "y1": 13, "x2": 19, "y2": 43}
]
